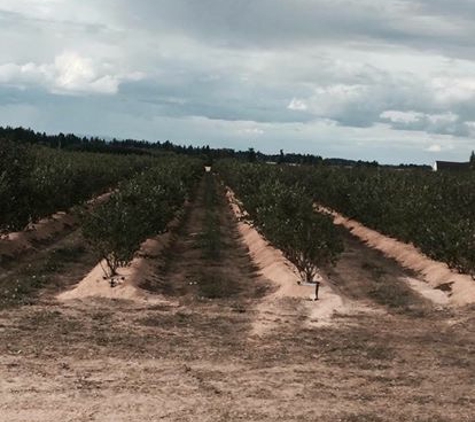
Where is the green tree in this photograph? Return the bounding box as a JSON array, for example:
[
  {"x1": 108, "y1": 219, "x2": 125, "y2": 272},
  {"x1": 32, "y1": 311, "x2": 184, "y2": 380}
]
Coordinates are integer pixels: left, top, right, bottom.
[{"x1": 247, "y1": 148, "x2": 257, "y2": 163}]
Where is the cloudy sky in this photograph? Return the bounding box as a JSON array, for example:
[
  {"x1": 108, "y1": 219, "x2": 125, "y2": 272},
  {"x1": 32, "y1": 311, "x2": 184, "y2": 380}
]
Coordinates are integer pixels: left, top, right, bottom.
[{"x1": 1, "y1": 0, "x2": 475, "y2": 163}]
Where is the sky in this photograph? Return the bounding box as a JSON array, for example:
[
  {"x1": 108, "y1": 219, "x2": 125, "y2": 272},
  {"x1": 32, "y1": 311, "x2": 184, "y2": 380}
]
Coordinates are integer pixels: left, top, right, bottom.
[{"x1": 1, "y1": 0, "x2": 475, "y2": 164}]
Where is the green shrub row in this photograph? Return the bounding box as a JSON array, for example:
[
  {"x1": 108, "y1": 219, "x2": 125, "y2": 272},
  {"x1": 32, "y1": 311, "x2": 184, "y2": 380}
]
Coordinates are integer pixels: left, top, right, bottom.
[
  {"x1": 282, "y1": 165, "x2": 475, "y2": 277},
  {"x1": 220, "y1": 160, "x2": 474, "y2": 277},
  {"x1": 217, "y1": 161, "x2": 343, "y2": 283},
  {"x1": 82, "y1": 157, "x2": 203, "y2": 276},
  {"x1": 0, "y1": 139, "x2": 158, "y2": 233}
]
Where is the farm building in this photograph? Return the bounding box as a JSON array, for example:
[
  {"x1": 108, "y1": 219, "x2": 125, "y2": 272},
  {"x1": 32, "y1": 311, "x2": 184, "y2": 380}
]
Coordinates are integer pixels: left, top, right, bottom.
[{"x1": 432, "y1": 160, "x2": 471, "y2": 171}]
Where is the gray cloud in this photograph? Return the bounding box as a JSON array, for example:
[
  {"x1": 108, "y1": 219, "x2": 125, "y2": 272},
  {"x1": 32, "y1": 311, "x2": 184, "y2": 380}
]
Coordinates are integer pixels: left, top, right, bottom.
[
  {"x1": 101, "y1": 0, "x2": 475, "y2": 58},
  {"x1": 0, "y1": 0, "x2": 475, "y2": 163}
]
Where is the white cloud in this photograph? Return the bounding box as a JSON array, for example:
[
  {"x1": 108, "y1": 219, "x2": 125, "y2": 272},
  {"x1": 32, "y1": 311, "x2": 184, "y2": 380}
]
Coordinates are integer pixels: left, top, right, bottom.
[
  {"x1": 310, "y1": 84, "x2": 367, "y2": 114},
  {"x1": 427, "y1": 144, "x2": 442, "y2": 152},
  {"x1": 53, "y1": 52, "x2": 119, "y2": 94},
  {"x1": 238, "y1": 127, "x2": 265, "y2": 136},
  {"x1": 288, "y1": 98, "x2": 308, "y2": 111},
  {"x1": 425, "y1": 142, "x2": 455, "y2": 153},
  {"x1": 0, "y1": 51, "x2": 144, "y2": 95},
  {"x1": 426, "y1": 112, "x2": 458, "y2": 124},
  {"x1": 380, "y1": 110, "x2": 423, "y2": 124},
  {"x1": 284, "y1": 84, "x2": 375, "y2": 127},
  {"x1": 0, "y1": 62, "x2": 51, "y2": 86},
  {"x1": 0, "y1": 0, "x2": 105, "y2": 27},
  {"x1": 432, "y1": 77, "x2": 475, "y2": 103},
  {"x1": 380, "y1": 110, "x2": 470, "y2": 137}
]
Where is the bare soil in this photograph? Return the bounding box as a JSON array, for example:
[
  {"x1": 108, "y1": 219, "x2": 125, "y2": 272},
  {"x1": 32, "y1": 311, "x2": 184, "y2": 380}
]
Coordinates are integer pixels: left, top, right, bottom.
[
  {"x1": 1, "y1": 175, "x2": 474, "y2": 421},
  {"x1": 318, "y1": 205, "x2": 475, "y2": 306}
]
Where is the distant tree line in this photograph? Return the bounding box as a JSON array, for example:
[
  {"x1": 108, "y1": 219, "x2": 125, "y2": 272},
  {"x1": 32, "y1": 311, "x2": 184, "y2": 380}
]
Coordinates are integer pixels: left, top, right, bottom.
[{"x1": 0, "y1": 126, "x2": 431, "y2": 169}]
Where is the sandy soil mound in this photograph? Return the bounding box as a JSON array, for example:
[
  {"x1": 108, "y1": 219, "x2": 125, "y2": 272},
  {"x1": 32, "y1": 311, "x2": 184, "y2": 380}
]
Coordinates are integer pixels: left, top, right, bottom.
[
  {"x1": 226, "y1": 189, "x2": 347, "y2": 334},
  {"x1": 0, "y1": 212, "x2": 76, "y2": 258},
  {"x1": 318, "y1": 206, "x2": 475, "y2": 306},
  {"x1": 0, "y1": 192, "x2": 112, "y2": 259},
  {"x1": 57, "y1": 208, "x2": 186, "y2": 303},
  {"x1": 57, "y1": 232, "x2": 174, "y2": 303},
  {"x1": 402, "y1": 276, "x2": 449, "y2": 305}
]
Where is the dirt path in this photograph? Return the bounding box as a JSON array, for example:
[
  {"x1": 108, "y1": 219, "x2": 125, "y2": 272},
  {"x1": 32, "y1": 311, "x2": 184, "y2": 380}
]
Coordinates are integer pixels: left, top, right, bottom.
[
  {"x1": 1, "y1": 174, "x2": 474, "y2": 421},
  {"x1": 317, "y1": 205, "x2": 475, "y2": 306},
  {"x1": 325, "y1": 229, "x2": 446, "y2": 314},
  {"x1": 145, "y1": 173, "x2": 269, "y2": 302}
]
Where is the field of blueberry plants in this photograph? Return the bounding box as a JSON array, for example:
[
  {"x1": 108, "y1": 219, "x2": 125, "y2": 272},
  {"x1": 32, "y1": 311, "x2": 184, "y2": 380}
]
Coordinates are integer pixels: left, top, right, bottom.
[
  {"x1": 220, "y1": 160, "x2": 475, "y2": 278},
  {"x1": 1, "y1": 146, "x2": 475, "y2": 421}
]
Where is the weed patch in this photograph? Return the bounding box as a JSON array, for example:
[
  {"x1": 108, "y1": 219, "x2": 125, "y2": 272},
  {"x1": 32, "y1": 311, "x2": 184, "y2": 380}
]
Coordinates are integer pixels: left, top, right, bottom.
[
  {"x1": 197, "y1": 172, "x2": 224, "y2": 261},
  {"x1": 197, "y1": 270, "x2": 240, "y2": 299},
  {"x1": 0, "y1": 242, "x2": 88, "y2": 309}
]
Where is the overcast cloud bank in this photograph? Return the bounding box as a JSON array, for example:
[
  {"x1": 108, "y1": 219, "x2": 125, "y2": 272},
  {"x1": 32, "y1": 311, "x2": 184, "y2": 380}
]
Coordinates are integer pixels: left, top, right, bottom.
[{"x1": 1, "y1": 0, "x2": 474, "y2": 163}]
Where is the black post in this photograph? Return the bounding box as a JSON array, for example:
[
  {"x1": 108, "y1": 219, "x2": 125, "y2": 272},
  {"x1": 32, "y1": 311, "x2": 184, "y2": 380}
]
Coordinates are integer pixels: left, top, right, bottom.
[{"x1": 314, "y1": 281, "x2": 321, "y2": 301}]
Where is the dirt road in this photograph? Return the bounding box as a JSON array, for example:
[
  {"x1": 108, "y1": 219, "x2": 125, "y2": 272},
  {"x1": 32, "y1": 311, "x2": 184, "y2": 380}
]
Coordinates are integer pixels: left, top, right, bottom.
[{"x1": 0, "y1": 174, "x2": 474, "y2": 421}]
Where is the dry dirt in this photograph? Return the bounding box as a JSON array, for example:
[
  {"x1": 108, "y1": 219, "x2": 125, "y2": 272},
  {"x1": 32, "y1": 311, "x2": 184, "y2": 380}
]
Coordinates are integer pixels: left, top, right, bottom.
[
  {"x1": 317, "y1": 206, "x2": 475, "y2": 306},
  {"x1": 0, "y1": 175, "x2": 474, "y2": 422}
]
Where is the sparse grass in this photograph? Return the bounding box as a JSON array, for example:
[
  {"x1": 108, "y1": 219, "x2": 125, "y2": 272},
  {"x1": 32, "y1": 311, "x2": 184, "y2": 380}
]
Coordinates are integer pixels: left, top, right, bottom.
[
  {"x1": 144, "y1": 171, "x2": 267, "y2": 301},
  {"x1": 323, "y1": 335, "x2": 395, "y2": 366},
  {"x1": 139, "y1": 311, "x2": 191, "y2": 328},
  {"x1": 337, "y1": 414, "x2": 384, "y2": 422},
  {"x1": 0, "y1": 262, "x2": 57, "y2": 309},
  {"x1": 369, "y1": 280, "x2": 431, "y2": 317},
  {"x1": 369, "y1": 282, "x2": 413, "y2": 308},
  {"x1": 18, "y1": 309, "x2": 63, "y2": 327},
  {"x1": 361, "y1": 260, "x2": 386, "y2": 280},
  {"x1": 334, "y1": 413, "x2": 449, "y2": 422},
  {"x1": 0, "y1": 243, "x2": 87, "y2": 309},
  {"x1": 197, "y1": 270, "x2": 240, "y2": 299},
  {"x1": 14, "y1": 310, "x2": 83, "y2": 342},
  {"x1": 156, "y1": 205, "x2": 193, "y2": 279},
  {"x1": 90, "y1": 311, "x2": 112, "y2": 323},
  {"x1": 197, "y1": 172, "x2": 224, "y2": 260},
  {"x1": 360, "y1": 260, "x2": 429, "y2": 316},
  {"x1": 197, "y1": 216, "x2": 222, "y2": 260},
  {"x1": 40, "y1": 245, "x2": 86, "y2": 272}
]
